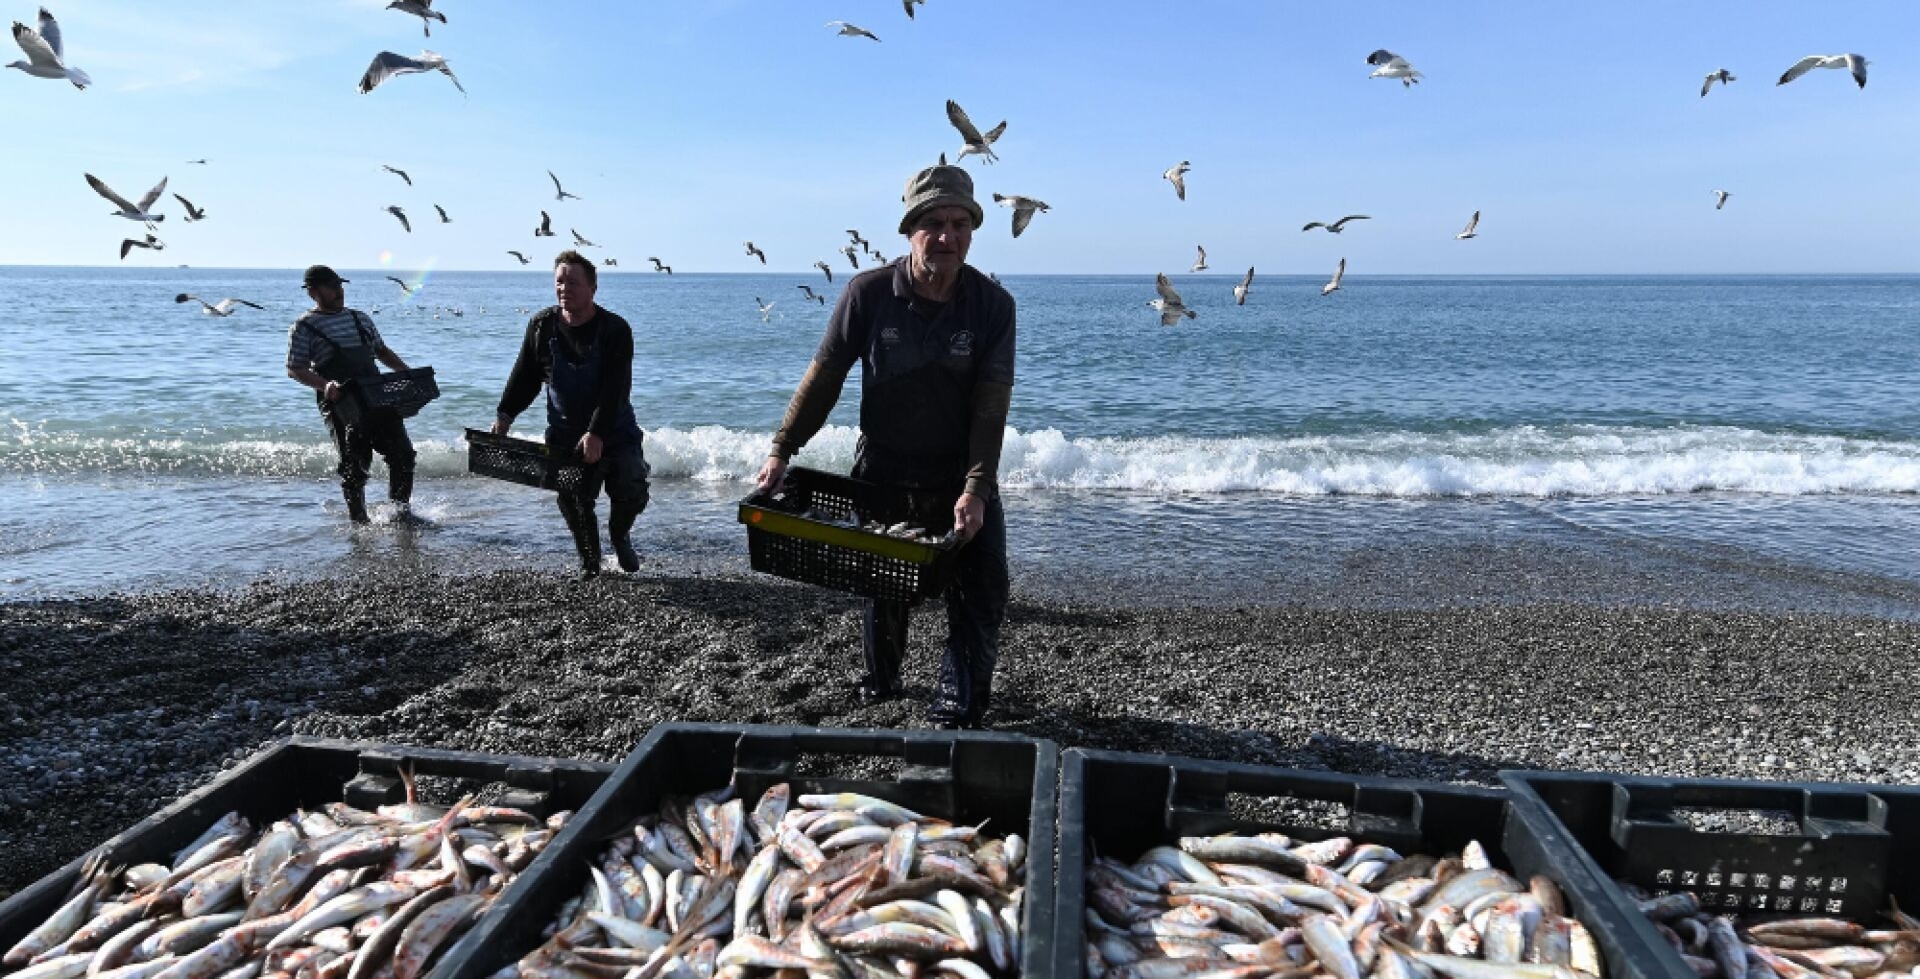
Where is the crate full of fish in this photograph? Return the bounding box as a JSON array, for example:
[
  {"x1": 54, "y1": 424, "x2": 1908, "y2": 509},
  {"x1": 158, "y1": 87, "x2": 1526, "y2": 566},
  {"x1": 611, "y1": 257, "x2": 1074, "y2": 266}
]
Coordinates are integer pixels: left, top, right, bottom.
[
  {"x1": 1054, "y1": 748, "x2": 1676, "y2": 979},
  {"x1": 464, "y1": 430, "x2": 590, "y2": 494},
  {"x1": 738, "y1": 467, "x2": 965, "y2": 603},
  {"x1": 1502, "y1": 771, "x2": 1920, "y2": 979},
  {"x1": 429, "y1": 721, "x2": 1060, "y2": 979},
  {"x1": 337, "y1": 368, "x2": 441, "y2": 427},
  {"x1": 0, "y1": 738, "x2": 616, "y2": 979}
]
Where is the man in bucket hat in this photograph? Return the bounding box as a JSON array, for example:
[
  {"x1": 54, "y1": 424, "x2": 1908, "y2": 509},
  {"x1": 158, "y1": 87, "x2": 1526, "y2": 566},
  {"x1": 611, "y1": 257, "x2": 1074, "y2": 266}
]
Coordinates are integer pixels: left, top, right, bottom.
[
  {"x1": 286, "y1": 264, "x2": 418, "y2": 524},
  {"x1": 757, "y1": 163, "x2": 1016, "y2": 729}
]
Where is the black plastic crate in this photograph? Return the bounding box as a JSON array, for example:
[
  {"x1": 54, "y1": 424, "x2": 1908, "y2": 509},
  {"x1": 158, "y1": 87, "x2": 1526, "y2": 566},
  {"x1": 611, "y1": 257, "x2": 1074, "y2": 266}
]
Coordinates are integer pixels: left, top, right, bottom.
[
  {"x1": 1503, "y1": 771, "x2": 1920, "y2": 979},
  {"x1": 0, "y1": 738, "x2": 614, "y2": 972},
  {"x1": 337, "y1": 367, "x2": 440, "y2": 426},
  {"x1": 436, "y1": 722, "x2": 1060, "y2": 979},
  {"x1": 739, "y1": 466, "x2": 964, "y2": 603},
  {"x1": 1055, "y1": 749, "x2": 1668, "y2": 979},
  {"x1": 465, "y1": 428, "x2": 589, "y2": 493}
]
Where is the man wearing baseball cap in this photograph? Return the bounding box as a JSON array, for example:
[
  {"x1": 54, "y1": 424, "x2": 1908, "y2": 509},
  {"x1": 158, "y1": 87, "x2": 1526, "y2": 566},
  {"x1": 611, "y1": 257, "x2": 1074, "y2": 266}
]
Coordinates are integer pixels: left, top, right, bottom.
[
  {"x1": 286, "y1": 265, "x2": 418, "y2": 524},
  {"x1": 756, "y1": 163, "x2": 1016, "y2": 729}
]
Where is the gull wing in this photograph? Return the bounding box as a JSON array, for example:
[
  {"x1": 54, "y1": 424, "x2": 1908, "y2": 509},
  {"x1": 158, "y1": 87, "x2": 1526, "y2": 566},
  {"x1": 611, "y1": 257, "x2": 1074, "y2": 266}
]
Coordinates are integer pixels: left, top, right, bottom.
[
  {"x1": 434, "y1": 204, "x2": 450, "y2": 222},
  {"x1": 1160, "y1": 307, "x2": 1186, "y2": 327},
  {"x1": 538, "y1": 210, "x2": 552, "y2": 233},
  {"x1": 85, "y1": 173, "x2": 138, "y2": 212},
  {"x1": 36, "y1": 7, "x2": 63, "y2": 61},
  {"x1": 946, "y1": 100, "x2": 987, "y2": 144},
  {"x1": 1332, "y1": 215, "x2": 1370, "y2": 230},
  {"x1": 1365, "y1": 48, "x2": 1400, "y2": 66},
  {"x1": 1777, "y1": 55, "x2": 1824, "y2": 86},
  {"x1": 11, "y1": 19, "x2": 59, "y2": 67},
  {"x1": 359, "y1": 51, "x2": 427, "y2": 94},
  {"x1": 1324, "y1": 258, "x2": 1346, "y2": 294},
  {"x1": 389, "y1": 207, "x2": 411, "y2": 232},
  {"x1": 172, "y1": 193, "x2": 198, "y2": 214},
  {"x1": 1236, "y1": 267, "x2": 1255, "y2": 304},
  {"x1": 1846, "y1": 53, "x2": 1867, "y2": 88},
  {"x1": 1302, "y1": 221, "x2": 1326, "y2": 232},
  {"x1": 136, "y1": 177, "x2": 169, "y2": 212},
  {"x1": 902, "y1": 0, "x2": 915, "y2": 18},
  {"x1": 1169, "y1": 172, "x2": 1186, "y2": 200},
  {"x1": 1195, "y1": 245, "x2": 1206, "y2": 264},
  {"x1": 119, "y1": 238, "x2": 140, "y2": 260},
  {"x1": 384, "y1": 165, "x2": 411, "y2": 185},
  {"x1": 1700, "y1": 73, "x2": 1716, "y2": 98},
  {"x1": 549, "y1": 170, "x2": 564, "y2": 195},
  {"x1": 982, "y1": 121, "x2": 1008, "y2": 145},
  {"x1": 1010, "y1": 205, "x2": 1034, "y2": 238},
  {"x1": 234, "y1": 299, "x2": 264, "y2": 310},
  {"x1": 437, "y1": 61, "x2": 466, "y2": 95},
  {"x1": 1460, "y1": 210, "x2": 1479, "y2": 236},
  {"x1": 1154, "y1": 272, "x2": 1183, "y2": 306}
]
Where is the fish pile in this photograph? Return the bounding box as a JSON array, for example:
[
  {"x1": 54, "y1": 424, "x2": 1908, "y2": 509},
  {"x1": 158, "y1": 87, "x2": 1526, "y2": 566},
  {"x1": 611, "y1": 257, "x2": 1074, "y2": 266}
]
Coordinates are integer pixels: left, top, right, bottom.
[
  {"x1": 1633, "y1": 889, "x2": 1920, "y2": 979},
  {"x1": 510, "y1": 783, "x2": 1028, "y2": 979},
  {"x1": 3, "y1": 786, "x2": 561, "y2": 979},
  {"x1": 1083, "y1": 834, "x2": 1604, "y2": 979},
  {"x1": 794, "y1": 508, "x2": 949, "y2": 545}
]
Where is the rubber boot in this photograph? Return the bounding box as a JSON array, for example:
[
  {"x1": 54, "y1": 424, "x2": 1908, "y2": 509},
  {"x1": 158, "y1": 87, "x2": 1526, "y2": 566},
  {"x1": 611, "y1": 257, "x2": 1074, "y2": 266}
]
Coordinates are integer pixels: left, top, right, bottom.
[
  {"x1": 343, "y1": 484, "x2": 371, "y2": 525},
  {"x1": 388, "y1": 467, "x2": 424, "y2": 525},
  {"x1": 609, "y1": 499, "x2": 642, "y2": 572},
  {"x1": 556, "y1": 494, "x2": 601, "y2": 577}
]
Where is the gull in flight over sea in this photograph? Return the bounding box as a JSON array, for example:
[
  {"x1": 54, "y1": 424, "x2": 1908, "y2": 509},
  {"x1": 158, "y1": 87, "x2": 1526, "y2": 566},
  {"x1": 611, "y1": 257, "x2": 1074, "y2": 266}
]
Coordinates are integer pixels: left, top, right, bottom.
[
  {"x1": 433, "y1": 204, "x2": 450, "y2": 223},
  {"x1": 1163, "y1": 161, "x2": 1189, "y2": 200},
  {"x1": 1321, "y1": 258, "x2": 1347, "y2": 296},
  {"x1": 570, "y1": 229, "x2": 596, "y2": 247},
  {"x1": 847, "y1": 229, "x2": 869, "y2": 252},
  {"x1": 814, "y1": 260, "x2": 834, "y2": 283},
  {"x1": 992, "y1": 194, "x2": 1049, "y2": 238},
  {"x1": 186, "y1": 159, "x2": 207, "y2": 165},
  {"x1": 902, "y1": 0, "x2": 924, "y2": 18},
  {"x1": 1234, "y1": 267, "x2": 1254, "y2": 306},
  {"x1": 357, "y1": 51, "x2": 465, "y2": 96},
  {"x1": 382, "y1": 164, "x2": 411, "y2": 186},
  {"x1": 534, "y1": 211, "x2": 554, "y2": 236},
  {"x1": 1778, "y1": 53, "x2": 1867, "y2": 89},
  {"x1": 1701, "y1": 68, "x2": 1735, "y2": 97},
  {"x1": 1456, "y1": 210, "x2": 1480, "y2": 239},
  {"x1": 173, "y1": 193, "x2": 206, "y2": 222},
  {"x1": 548, "y1": 170, "x2": 580, "y2": 201},
  {"x1": 1367, "y1": 49, "x2": 1422, "y2": 86},
  {"x1": 1149, "y1": 273, "x2": 1196, "y2": 325},
  {"x1": 8, "y1": 8, "x2": 89, "y2": 88},
  {"x1": 871, "y1": 248, "x2": 888, "y2": 263},
  {"x1": 797, "y1": 284, "x2": 826, "y2": 304},
  {"x1": 947, "y1": 100, "x2": 1006, "y2": 164},
  {"x1": 1303, "y1": 215, "x2": 1370, "y2": 233},
  {"x1": 386, "y1": 205, "x2": 411, "y2": 232},
  {"x1": 386, "y1": 276, "x2": 416, "y2": 297},
  {"x1": 386, "y1": 0, "x2": 445, "y2": 37},
  {"x1": 744, "y1": 241, "x2": 767, "y2": 264},
  {"x1": 840, "y1": 244, "x2": 861, "y2": 269},
  {"x1": 175, "y1": 294, "x2": 262, "y2": 317},
  {"x1": 119, "y1": 234, "x2": 163, "y2": 260},
  {"x1": 86, "y1": 173, "x2": 167, "y2": 230},
  {"x1": 604, "y1": 258, "x2": 619, "y2": 268},
  {"x1": 756, "y1": 298, "x2": 775, "y2": 322},
  {"x1": 647, "y1": 257, "x2": 672, "y2": 274},
  {"x1": 507, "y1": 250, "x2": 529, "y2": 265},
  {"x1": 1714, "y1": 190, "x2": 1731, "y2": 210},
  {"x1": 828, "y1": 21, "x2": 880, "y2": 41},
  {"x1": 1191, "y1": 246, "x2": 1208, "y2": 272}
]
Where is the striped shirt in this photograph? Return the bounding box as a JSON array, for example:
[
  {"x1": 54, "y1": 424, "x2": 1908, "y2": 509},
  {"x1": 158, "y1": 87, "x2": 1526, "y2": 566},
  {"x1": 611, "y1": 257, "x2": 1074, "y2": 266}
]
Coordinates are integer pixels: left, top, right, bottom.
[{"x1": 286, "y1": 308, "x2": 384, "y2": 372}]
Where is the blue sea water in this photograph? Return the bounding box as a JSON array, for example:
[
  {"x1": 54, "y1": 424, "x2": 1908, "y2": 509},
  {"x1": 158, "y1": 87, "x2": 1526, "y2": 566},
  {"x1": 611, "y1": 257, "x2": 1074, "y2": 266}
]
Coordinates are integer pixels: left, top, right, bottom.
[{"x1": 4, "y1": 266, "x2": 1920, "y2": 609}]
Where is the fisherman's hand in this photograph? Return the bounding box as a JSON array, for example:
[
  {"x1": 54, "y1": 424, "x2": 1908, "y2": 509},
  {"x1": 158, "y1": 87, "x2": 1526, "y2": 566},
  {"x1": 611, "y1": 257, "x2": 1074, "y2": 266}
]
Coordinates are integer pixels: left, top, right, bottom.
[
  {"x1": 322, "y1": 381, "x2": 342, "y2": 402},
  {"x1": 756, "y1": 456, "x2": 788, "y2": 494},
  {"x1": 954, "y1": 492, "x2": 986, "y2": 542},
  {"x1": 489, "y1": 418, "x2": 511, "y2": 436},
  {"x1": 578, "y1": 433, "x2": 604, "y2": 464}
]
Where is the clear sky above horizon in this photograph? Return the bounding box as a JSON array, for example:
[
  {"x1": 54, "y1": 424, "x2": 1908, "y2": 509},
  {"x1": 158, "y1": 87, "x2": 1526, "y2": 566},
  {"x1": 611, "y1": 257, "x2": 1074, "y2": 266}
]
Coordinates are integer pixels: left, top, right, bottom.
[{"x1": 3, "y1": 1, "x2": 1915, "y2": 275}]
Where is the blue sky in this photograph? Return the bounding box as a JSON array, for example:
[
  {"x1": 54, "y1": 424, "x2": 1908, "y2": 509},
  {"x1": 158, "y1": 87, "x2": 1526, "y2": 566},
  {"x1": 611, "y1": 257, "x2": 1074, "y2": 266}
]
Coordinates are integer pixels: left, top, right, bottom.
[{"x1": 3, "y1": 1, "x2": 1914, "y2": 274}]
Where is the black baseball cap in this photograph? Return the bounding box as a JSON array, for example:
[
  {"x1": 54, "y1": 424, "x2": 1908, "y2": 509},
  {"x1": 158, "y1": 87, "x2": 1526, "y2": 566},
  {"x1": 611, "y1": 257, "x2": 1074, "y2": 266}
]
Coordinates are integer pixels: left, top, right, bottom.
[{"x1": 302, "y1": 265, "x2": 349, "y2": 287}]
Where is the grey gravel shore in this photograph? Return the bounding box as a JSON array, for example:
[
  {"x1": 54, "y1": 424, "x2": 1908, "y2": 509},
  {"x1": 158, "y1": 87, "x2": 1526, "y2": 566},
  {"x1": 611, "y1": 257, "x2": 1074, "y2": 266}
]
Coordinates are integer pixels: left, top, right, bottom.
[{"x1": 5, "y1": 567, "x2": 1920, "y2": 897}]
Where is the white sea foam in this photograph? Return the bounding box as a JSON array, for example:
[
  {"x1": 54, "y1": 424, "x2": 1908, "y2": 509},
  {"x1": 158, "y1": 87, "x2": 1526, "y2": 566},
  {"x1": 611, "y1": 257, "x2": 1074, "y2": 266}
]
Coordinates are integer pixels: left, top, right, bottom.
[{"x1": 6, "y1": 420, "x2": 1920, "y2": 498}]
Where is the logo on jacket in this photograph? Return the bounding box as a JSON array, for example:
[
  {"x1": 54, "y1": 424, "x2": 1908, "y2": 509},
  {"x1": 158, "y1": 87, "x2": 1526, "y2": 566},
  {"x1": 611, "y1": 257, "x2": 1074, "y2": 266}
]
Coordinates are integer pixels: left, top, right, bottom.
[
  {"x1": 880, "y1": 326, "x2": 901, "y2": 345},
  {"x1": 948, "y1": 331, "x2": 974, "y2": 357}
]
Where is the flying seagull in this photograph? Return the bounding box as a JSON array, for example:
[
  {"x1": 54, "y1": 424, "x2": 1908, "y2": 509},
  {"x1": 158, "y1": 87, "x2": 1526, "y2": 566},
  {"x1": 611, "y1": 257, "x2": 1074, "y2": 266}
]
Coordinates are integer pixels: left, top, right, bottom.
[
  {"x1": 828, "y1": 21, "x2": 880, "y2": 41},
  {"x1": 744, "y1": 241, "x2": 767, "y2": 264},
  {"x1": 797, "y1": 284, "x2": 826, "y2": 304},
  {"x1": 1701, "y1": 68, "x2": 1735, "y2": 97},
  {"x1": 814, "y1": 260, "x2": 834, "y2": 283},
  {"x1": 1303, "y1": 215, "x2": 1370, "y2": 233},
  {"x1": 175, "y1": 294, "x2": 262, "y2": 317},
  {"x1": 871, "y1": 249, "x2": 889, "y2": 263},
  {"x1": 186, "y1": 159, "x2": 207, "y2": 165},
  {"x1": 604, "y1": 258, "x2": 619, "y2": 268},
  {"x1": 173, "y1": 193, "x2": 206, "y2": 222},
  {"x1": 386, "y1": 0, "x2": 445, "y2": 37},
  {"x1": 647, "y1": 257, "x2": 671, "y2": 274},
  {"x1": 382, "y1": 164, "x2": 412, "y2": 186},
  {"x1": 1233, "y1": 267, "x2": 1254, "y2": 306},
  {"x1": 386, "y1": 275, "x2": 416, "y2": 297},
  {"x1": 433, "y1": 204, "x2": 450, "y2": 223},
  {"x1": 357, "y1": 51, "x2": 465, "y2": 96},
  {"x1": 385, "y1": 205, "x2": 411, "y2": 233},
  {"x1": 570, "y1": 229, "x2": 596, "y2": 247},
  {"x1": 7, "y1": 8, "x2": 89, "y2": 88},
  {"x1": 839, "y1": 244, "x2": 861, "y2": 269},
  {"x1": 1164, "y1": 161, "x2": 1189, "y2": 201},
  {"x1": 1191, "y1": 245, "x2": 1208, "y2": 272},
  {"x1": 755, "y1": 298, "x2": 775, "y2": 322},
  {"x1": 534, "y1": 211, "x2": 554, "y2": 236},
  {"x1": 902, "y1": 0, "x2": 924, "y2": 18},
  {"x1": 992, "y1": 193, "x2": 1049, "y2": 238},
  {"x1": 1456, "y1": 210, "x2": 1480, "y2": 239},
  {"x1": 847, "y1": 229, "x2": 869, "y2": 251},
  {"x1": 1149, "y1": 273, "x2": 1196, "y2": 326},
  {"x1": 507, "y1": 250, "x2": 529, "y2": 265},
  {"x1": 119, "y1": 234, "x2": 163, "y2": 260},
  {"x1": 1366, "y1": 49, "x2": 1422, "y2": 86},
  {"x1": 946, "y1": 100, "x2": 1006, "y2": 165},
  {"x1": 86, "y1": 173, "x2": 167, "y2": 230},
  {"x1": 1714, "y1": 190, "x2": 1731, "y2": 210},
  {"x1": 548, "y1": 170, "x2": 580, "y2": 201},
  {"x1": 1778, "y1": 53, "x2": 1867, "y2": 89},
  {"x1": 1321, "y1": 258, "x2": 1347, "y2": 296}
]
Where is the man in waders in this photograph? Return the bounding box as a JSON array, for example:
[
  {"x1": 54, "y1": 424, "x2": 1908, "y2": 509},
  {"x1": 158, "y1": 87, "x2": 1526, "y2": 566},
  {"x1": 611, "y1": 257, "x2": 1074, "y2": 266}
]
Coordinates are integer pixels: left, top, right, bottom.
[
  {"x1": 755, "y1": 164, "x2": 1016, "y2": 729},
  {"x1": 286, "y1": 265, "x2": 418, "y2": 524},
  {"x1": 493, "y1": 250, "x2": 650, "y2": 577}
]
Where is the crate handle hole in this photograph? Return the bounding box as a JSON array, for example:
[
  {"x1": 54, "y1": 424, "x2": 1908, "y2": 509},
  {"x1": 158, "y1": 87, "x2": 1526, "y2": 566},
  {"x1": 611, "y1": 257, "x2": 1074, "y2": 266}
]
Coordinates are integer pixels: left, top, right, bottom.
[
  {"x1": 1226, "y1": 792, "x2": 1353, "y2": 832},
  {"x1": 1670, "y1": 806, "x2": 1801, "y2": 836},
  {"x1": 792, "y1": 750, "x2": 907, "y2": 782}
]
